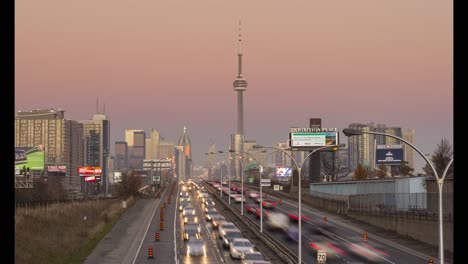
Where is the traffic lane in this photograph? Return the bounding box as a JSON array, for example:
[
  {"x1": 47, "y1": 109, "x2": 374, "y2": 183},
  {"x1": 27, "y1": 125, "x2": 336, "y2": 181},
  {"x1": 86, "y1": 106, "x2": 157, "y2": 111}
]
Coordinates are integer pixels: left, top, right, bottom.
[
  {"x1": 272, "y1": 197, "x2": 431, "y2": 264},
  {"x1": 134, "y1": 184, "x2": 177, "y2": 263},
  {"x1": 179, "y1": 188, "x2": 225, "y2": 264}
]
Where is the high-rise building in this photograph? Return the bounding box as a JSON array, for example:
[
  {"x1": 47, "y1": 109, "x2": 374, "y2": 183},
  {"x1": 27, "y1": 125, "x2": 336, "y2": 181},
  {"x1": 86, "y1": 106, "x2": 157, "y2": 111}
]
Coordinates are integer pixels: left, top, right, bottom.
[
  {"x1": 178, "y1": 126, "x2": 192, "y2": 180},
  {"x1": 231, "y1": 21, "x2": 248, "y2": 180},
  {"x1": 347, "y1": 122, "x2": 414, "y2": 172},
  {"x1": 79, "y1": 113, "x2": 111, "y2": 194},
  {"x1": 145, "y1": 128, "x2": 160, "y2": 160},
  {"x1": 114, "y1": 141, "x2": 128, "y2": 171},
  {"x1": 175, "y1": 145, "x2": 185, "y2": 181},
  {"x1": 14, "y1": 108, "x2": 84, "y2": 191},
  {"x1": 207, "y1": 143, "x2": 217, "y2": 180},
  {"x1": 126, "y1": 130, "x2": 146, "y2": 169},
  {"x1": 159, "y1": 139, "x2": 175, "y2": 160}
]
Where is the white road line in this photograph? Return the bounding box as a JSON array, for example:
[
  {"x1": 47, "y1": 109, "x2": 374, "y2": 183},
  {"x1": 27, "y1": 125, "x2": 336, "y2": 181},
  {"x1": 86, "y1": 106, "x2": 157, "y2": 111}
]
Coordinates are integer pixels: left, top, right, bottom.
[
  {"x1": 174, "y1": 187, "x2": 179, "y2": 264},
  {"x1": 131, "y1": 189, "x2": 164, "y2": 264}
]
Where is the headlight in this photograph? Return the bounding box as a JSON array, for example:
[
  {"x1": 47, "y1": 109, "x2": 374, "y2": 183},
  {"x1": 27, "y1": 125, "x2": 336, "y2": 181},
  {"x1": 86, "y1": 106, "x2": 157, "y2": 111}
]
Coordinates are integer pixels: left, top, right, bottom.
[{"x1": 187, "y1": 246, "x2": 190, "y2": 256}]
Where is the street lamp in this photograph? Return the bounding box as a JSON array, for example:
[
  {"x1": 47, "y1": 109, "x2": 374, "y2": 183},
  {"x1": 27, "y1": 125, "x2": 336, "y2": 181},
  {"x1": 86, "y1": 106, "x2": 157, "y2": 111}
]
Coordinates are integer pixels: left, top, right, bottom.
[
  {"x1": 343, "y1": 128, "x2": 452, "y2": 264},
  {"x1": 253, "y1": 143, "x2": 345, "y2": 264}
]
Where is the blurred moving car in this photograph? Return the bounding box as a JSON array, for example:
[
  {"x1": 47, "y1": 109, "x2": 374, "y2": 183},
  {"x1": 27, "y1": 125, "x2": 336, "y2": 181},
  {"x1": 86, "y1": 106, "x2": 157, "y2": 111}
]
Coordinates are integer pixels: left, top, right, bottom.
[
  {"x1": 288, "y1": 213, "x2": 308, "y2": 221},
  {"x1": 183, "y1": 205, "x2": 196, "y2": 216},
  {"x1": 218, "y1": 221, "x2": 237, "y2": 238},
  {"x1": 234, "y1": 194, "x2": 246, "y2": 203},
  {"x1": 240, "y1": 251, "x2": 268, "y2": 264},
  {"x1": 179, "y1": 200, "x2": 190, "y2": 211},
  {"x1": 183, "y1": 223, "x2": 201, "y2": 240},
  {"x1": 222, "y1": 229, "x2": 243, "y2": 249},
  {"x1": 186, "y1": 237, "x2": 207, "y2": 257},
  {"x1": 211, "y1": 215, "x2": 226, "y2": 229},
  {"x1": 347, "y1": 242, "x2": 389, "y2": 262},
  {"x1": 309, "y1": 241, "x2": 346, "y2": 260},
  {"x1": 206, "y1": 211, "x2": 222, "y2": 221},
  {"x1": 259, "y1": 198, "x2": 277, "y2": 208},
  {"x1": 184, "y1": 214, "x2": 198, "y2": 224},
  {"x1": 204, "y1": 204, "x2": 216, "y2": 214},
  {"x1": 229, "y1": 238, "x2": 255, "y2": 259}
]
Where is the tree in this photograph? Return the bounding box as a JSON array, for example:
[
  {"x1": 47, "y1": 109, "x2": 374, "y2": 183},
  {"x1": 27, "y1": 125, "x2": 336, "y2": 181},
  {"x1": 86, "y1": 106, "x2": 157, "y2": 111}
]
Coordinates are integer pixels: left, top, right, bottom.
[
  {"x1": 398, "y1": 161, "x2": 414, "y2": 176},
  {"x1": 422, "y1": 138, "x2": 453, "y2": 177},
  {"x1": 375, "y1": 164, "x2": 388, "y2": 178},
  {"x1": 114, "y1": 170, "x2": 144, "y2": 198},
  {"x1": 353, "y1": 163, "x2": 369, "y2": 180}
]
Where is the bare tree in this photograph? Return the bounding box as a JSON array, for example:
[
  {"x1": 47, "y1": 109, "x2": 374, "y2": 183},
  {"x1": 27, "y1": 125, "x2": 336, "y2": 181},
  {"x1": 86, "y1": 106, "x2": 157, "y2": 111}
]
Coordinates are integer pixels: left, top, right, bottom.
[
  {"x1": 115, "y1": 170, "x2": 144, "y2": 198},
  {"x1": 423, "y1": 138, "x2": 453, "y2": 177},
  {"x1": 376, "y1": 164, "x2": 388, "y2": 178},
  {"x1": 353, "y1": 163, "x2": 369, "y2": 180}
]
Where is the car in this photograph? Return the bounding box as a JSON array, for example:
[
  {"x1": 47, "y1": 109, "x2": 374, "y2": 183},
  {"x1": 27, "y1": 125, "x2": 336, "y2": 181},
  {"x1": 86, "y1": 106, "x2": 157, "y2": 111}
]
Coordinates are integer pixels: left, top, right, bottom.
[
  {"x1": 211, "y1": 215, "x2": 226, "y2": 229},
  {"x1": 183, "y1": 223, "x2": 201, "y2": 240},
  {"x1": 184, "y1": 214, "x2": 198, "y2": 224},
  {"x1": 258, "y1": 198, "x2": 277, "y2": 208},
  {"x1": 229, "y1": 238, "x2": 255, "y2": 259},
  {"x1": 221, "y1": 229, "x2": 243, "y2": 249},
  {"x1": 240, "y1": 251, "x2": 267, "y2": 264},
  {"x1": 180, "y1": 191, "x2": 190, "y2": 197},
  {"x1": 204, "y1": 198, "x2": 215, "y2": 206},
  {"x1": 253, "y1": 207, "x2": 269, "y2": 218},
  {"x1": 183, "y1": 206, "x2": 196, "y2": 216},
  {"x1": 234, "y1": 194, "x2": 246, "y2": 203},
  {"x1": 347, "y1": 242, "x2": 388, "y2": 262},
  {"x1": 179, "y1": 200, "x2": 191, "y2": 211},
  {"x1": 288, "y1": 213, "x2": 308, "y2": 221},
  {"x1": 186, "y1": 237, "x2": 207, "y2": 257},
  {"x1": 206, "y1": 211, "x2": 221, "y2": 221},
  {"x1": 204, "y1": 204, "x2": 216, "y2": 213},
  {"x1": 248, "y1": 191, "x2": 259, "y2": 198},
  {"x1": 218, "y1": 221, "x2": 237, "y2": 238},
  {"x1": 309, "y1": 241, "x2": 346, "y2": 260},
  {"x1": 246, "y1": 204, "x2": 257, "y2": 214}
]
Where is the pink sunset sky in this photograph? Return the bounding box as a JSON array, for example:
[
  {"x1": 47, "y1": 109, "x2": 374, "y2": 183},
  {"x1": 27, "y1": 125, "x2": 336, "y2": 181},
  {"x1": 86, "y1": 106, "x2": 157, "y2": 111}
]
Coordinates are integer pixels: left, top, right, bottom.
[{"x1": 15, "y1": 0, "x2": 453, "y2": 173}]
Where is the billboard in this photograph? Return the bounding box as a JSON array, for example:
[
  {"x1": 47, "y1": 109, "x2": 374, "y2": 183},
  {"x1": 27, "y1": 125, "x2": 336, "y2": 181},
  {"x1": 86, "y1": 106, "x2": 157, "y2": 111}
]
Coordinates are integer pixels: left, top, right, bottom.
[
  {"x1": 84, "y1": 175, "x2": 100, "y2": 182},
  {"x1": 376, "y1": 145, "x2": 404, "y2": 165},
  {"x1": 114, "y1": 171, "x2": 122, "y2": 183},
  {"x1": 289, "y1": 128, "x2": 338, "y2": 147},
  {"x1": 78, "y1": 166, "x2": 102, "y2": 176},
  {"x1": 15, "y1": 146, "x2": 45, "y2": 174},
  {"x1": 276, "y1": 167, "x2": 292, "y2": 177},
  {"x1": 48, "y1": 166, "x2": 67, "y2": 173}
]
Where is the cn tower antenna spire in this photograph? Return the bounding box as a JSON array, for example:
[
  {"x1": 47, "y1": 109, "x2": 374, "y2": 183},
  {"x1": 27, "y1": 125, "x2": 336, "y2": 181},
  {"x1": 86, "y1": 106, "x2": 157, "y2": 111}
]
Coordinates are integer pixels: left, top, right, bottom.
[{"x1": 237, "y1": 19, "x2": 243, "y2": 78}]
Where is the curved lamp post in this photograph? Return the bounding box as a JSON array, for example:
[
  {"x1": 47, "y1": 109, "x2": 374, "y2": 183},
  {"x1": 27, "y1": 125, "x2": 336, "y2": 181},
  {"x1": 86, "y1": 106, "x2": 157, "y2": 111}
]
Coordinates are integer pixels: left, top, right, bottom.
[
  {"x1": 343, "y1": 128, "x2": 453, "y2": 264},
  {"x1": 253, "y1": 143, "x2": 345, "y2": 264}
]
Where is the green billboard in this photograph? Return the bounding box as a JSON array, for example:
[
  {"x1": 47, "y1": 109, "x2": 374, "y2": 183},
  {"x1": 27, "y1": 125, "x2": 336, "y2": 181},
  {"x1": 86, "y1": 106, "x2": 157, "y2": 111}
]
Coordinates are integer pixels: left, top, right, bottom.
[{"x1": 15, "y1": 147, "x2": 45, "y2": 174}]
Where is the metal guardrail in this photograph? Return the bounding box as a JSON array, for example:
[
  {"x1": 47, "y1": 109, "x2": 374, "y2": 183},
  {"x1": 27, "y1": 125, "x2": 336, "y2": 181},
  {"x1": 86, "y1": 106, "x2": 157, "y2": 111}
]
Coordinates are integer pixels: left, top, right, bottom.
[{"x1": 204, "y1": 182, "x2": 303, "y2": 264}]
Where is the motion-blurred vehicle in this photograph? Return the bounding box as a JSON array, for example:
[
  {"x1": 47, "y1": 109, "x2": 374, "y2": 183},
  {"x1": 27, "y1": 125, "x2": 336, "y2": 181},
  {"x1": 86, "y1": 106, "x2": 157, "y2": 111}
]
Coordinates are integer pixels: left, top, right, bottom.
[
  {"x1": 186, "y1": 237, "x2": 207, "y2": 257},
  {"x1": 257, "y1": 198, "x2": 277, "y2": 208},
  {"x1": 222, "y1": 229, "x2": 243, "y2": 249},
  {"x1": 184, "y1": 214, "x2": 198, "y2": 224},
  {"x1": 347, "y1": 242, "x2": 389, "y2": 262},
  {"x1": 179, "y1": 200, "x2": 190, "y2": 211},
  {"x1": 183, "y1": 205, "x2": 196, "y2": 216},
  {"x1": 183, "y1": 223, "x2": 201, "y2": 240},
  {"x1": 218, "y1": 221, "x2": 237, "y2": 239},
  {"x1": 206, "y1": 211, "x2": 221, "y2": 221},
  {"x1": 240, "y1": 251, "x2": 268, "y2": 264},
  {"x1": 211, "y1": 215, "x2": 226, "y2": 229},
  {"x1": 234, "y1": 194, "x2": 246, "y2": 203},
  {"x1": 229, "y1": 238, "x2": 255, "y2": 259},
  {"x1": 286, "y1": 224, "x2": 299, "y2": 242},
  {"x1": 288, "y1": 213, "x2": 308, "y2": 221},
  {"x1": 204, "y1": 198, "x2": 215, "y2": 206},
  {"x1": 204, "y1": 204, "x2": 216, "y2": 214},
  {"x1": 246, "y1": 204, "x2": 257, "y2": 214},
  {"x1": 309, "y1": 241, "x2": 346, "y2": 260},
  {"x1": 265, "y1": 212, "x2": 289, "y2": 231}
]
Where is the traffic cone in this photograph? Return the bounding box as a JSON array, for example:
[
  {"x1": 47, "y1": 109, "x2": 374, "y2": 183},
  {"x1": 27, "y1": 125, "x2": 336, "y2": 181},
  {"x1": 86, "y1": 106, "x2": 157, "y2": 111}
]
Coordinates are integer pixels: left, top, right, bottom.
[
  {"x1": 148, "y1": 245, "x2": 154, "y2": 258},
  {"x1": 155, "y1": 232, "x2": 160, "y2": 241},
  {"x1": 363, "y1": 231, "x2": 368, "y2": 241},
  {"x1": 428, "y1": 259, "x2": 434, "y2": 264},
  {"x1": 160, "y1": 221, "x2": 164, "y2": 231}
]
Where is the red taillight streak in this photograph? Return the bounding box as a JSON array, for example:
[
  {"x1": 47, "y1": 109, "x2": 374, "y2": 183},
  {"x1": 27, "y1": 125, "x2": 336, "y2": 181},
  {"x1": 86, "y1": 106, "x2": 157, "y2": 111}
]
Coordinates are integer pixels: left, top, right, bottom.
[
  {"x1": 309, "y1": 242, "x2": 321, "y2": 251},
  {"x1": 325, "y1": 242, "x2": 346, "y2": 256}
]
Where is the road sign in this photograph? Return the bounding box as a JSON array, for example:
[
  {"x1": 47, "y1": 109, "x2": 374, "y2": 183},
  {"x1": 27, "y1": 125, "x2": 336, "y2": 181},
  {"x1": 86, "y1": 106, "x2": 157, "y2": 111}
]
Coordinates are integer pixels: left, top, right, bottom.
[
  {"x1": 273, "y1": 185, "x2": 279, "y2": 191},
  {"x1": 122, "y1": 201, "x2": 127, "y2": 209},
  {"x1": 261, "y1": 179, "x2": 271, "y2": 187},
  {"x1": 153, "y1": 176, "x2": 160, "y2": 182},
  {"x1": 317, "y1": 250, "x2": 326, "y2": 263}
]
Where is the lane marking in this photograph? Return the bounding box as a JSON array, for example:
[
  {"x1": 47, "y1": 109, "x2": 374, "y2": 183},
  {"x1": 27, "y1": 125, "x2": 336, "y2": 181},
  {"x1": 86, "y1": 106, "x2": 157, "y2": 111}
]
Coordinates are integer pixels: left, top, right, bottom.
[{"x1": 131, "y1": 188, "x2": 166, "y2": 264}]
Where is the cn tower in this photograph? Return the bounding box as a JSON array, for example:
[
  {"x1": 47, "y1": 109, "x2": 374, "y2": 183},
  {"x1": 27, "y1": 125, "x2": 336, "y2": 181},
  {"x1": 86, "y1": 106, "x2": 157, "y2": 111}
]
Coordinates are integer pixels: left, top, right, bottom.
[
  {"x1": 231, "y1": 20, "x2": 248, "y2": 180},
  {"x1": 233, "y1": 20, "x2": 248, "y2": 135}
]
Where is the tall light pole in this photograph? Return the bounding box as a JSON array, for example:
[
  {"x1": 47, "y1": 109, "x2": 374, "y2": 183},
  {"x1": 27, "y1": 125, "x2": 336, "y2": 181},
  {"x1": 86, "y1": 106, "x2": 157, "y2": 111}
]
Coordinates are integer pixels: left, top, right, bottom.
[
  {"x1": 253, "y1": 143, "x2": 345, "y2": 264},
  {"x1": 343, "y1": 128, "x2": 453, "y2": 264}
]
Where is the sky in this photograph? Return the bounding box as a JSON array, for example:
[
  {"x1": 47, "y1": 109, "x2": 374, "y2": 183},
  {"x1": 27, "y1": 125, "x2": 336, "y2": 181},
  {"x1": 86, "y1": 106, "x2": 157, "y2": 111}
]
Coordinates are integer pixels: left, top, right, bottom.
[{"x1": 15, "y1": 0, "x2": 453, "y2": 173}]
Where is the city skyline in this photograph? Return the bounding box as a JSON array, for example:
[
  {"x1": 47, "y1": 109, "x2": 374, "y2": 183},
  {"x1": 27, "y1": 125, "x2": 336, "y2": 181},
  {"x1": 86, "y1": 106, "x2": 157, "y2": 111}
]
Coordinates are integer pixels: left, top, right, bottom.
[{"x1": 15, "y1": 1, "x2": 453, "y2": 173}]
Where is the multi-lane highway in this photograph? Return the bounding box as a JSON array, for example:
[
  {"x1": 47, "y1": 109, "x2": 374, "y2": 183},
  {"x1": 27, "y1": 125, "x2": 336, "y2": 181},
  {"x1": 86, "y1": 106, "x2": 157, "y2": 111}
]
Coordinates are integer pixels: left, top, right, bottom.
[{"x1": 206, "y1": 181, "x2": 438, "y2": 264}]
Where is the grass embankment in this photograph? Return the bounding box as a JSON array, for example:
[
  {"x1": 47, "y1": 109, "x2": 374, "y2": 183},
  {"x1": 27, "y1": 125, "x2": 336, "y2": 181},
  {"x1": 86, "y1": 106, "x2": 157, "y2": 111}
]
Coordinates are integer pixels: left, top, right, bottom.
[{"x1": 15, "y1": 197, "x2": 136, "y2": 264}]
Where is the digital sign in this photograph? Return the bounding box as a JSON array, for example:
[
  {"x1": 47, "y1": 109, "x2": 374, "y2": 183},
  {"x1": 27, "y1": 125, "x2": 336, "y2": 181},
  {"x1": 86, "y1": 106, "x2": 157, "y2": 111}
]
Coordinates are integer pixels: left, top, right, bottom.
[
  {"x1": 15, "y1": 146, "x2": 45, "y2": 174},
  {"x1": 289, "y1": 128, "x2": 338, "y2": 147},
  {"x1": 376, "y1": 145, "x2": 404, "y2": 165},
  {"x1": 78, "y1": 166, "x2": 102, "y2": 176},
  {"x1": 276, "y1": 167, "x2": 292, "y2": 177}
]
